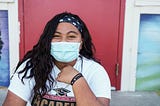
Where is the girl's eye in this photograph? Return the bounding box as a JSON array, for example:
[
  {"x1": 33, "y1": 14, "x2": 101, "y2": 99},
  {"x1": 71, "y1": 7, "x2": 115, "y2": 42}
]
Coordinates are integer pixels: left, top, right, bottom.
[
  {"x1": 53, "y1": 35, "x2": 60, "y2": 38},
  {"x1": 68, "y1": 35, "x2": 76, "y2": 38}
]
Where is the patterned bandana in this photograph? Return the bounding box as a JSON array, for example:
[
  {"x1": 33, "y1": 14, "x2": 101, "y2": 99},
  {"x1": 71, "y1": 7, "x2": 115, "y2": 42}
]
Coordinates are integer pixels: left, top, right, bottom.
[{"x1": 59, "y1": 15, "x2": 83, "y2": 33}]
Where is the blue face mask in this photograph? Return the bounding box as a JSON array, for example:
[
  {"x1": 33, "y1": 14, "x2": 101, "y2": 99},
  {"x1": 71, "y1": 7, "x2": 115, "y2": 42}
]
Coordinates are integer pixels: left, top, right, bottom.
[{"x1": 50, "y1": 42, "x2": 81, "y2": 62}]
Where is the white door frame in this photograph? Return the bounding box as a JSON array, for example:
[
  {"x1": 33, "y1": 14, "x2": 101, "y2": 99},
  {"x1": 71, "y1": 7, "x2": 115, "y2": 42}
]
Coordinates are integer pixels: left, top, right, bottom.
[
  {"x1": 121, "y1": 0, "x2": 160, "y2": 91},
  {"x1": 0, "y1": 0, "x2": 19, "y2": 77}
]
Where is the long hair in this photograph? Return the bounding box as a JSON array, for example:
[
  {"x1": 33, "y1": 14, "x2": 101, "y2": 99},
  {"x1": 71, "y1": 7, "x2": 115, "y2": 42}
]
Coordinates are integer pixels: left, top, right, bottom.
[{"x1": 16, "y1": 12, "x2": 97, "y2": 96}]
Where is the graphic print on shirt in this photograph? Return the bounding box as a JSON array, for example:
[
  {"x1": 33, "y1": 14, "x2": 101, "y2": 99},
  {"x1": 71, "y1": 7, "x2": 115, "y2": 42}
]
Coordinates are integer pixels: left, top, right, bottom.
[
  {"x1": 31, "y1": 93, "x2": 76, "y2": 106},
  {"x1": 53, "y1": 88, "x2": 71, "y2": 96},
  {"x1": 31, "y1": 86, "x2": 76, "y2": 106}
]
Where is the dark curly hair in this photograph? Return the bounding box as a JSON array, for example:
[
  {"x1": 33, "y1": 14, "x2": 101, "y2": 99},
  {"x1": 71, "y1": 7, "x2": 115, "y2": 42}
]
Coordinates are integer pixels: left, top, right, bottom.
[{"x1": 16, "y1": 12, "x2": 98, "y2": 96}]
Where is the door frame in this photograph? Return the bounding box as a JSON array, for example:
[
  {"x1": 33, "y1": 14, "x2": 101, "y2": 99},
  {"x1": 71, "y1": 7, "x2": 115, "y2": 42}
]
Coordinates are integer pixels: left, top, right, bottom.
[
  {"x1": 116, "y1": 0, "x2": 126, "y2": 90},
  {"x1": 121, "y1": 0, "x2": 160, "y2": 91},
  {"x1": 0, "y1": 1, "x2": 19, "y2": 77}
]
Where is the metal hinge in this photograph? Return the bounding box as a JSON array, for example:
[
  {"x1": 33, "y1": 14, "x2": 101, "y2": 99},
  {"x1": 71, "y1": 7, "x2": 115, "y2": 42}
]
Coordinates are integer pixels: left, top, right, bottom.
[{"x1": 115, "y1": 63, "x2": 119, "y2": 76}]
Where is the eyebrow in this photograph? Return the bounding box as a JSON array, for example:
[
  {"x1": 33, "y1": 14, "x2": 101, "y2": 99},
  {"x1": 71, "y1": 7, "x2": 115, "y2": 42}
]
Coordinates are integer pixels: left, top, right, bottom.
[
  {"x1": 67, "y1": 31, "x2": 79, "y2": 35},
  {"x1": 54, "y1": 31, "x2": 79, "y2": 35}
]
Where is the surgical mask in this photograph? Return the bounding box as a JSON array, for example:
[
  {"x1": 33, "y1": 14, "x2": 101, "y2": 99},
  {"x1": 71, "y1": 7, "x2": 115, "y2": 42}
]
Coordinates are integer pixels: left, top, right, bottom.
[{"x1": 50, "y1": 42, "x2": 81, "y2": 62}]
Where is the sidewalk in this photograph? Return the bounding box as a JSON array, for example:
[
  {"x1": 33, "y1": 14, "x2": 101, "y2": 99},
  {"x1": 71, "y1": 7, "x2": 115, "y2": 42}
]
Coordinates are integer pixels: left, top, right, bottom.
[
  {"x1": 0, "y1": 88, "x2": 7, "y2": 106},
  {"x1": 0, "y1": 88, "x2": 160, "y2": 106},
  {"x1": 110, "y1": 91, "x2": 160, "y2": 106}
]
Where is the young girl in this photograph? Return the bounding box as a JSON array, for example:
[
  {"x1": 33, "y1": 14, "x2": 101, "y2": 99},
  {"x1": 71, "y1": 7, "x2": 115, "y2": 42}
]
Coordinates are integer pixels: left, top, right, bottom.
[{"x1": 3, "y1": 12, "x2": 111, "y2": 106}]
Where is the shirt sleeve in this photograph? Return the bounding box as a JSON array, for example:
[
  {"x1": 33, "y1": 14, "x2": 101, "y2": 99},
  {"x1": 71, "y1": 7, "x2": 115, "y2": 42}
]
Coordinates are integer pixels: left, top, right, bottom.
[
  {"x1": 8, "y1": 63, "x2": 35, "y2": 102},
  {"x1": 85, "y1": 63, "x2": 111, "y2": 99}
]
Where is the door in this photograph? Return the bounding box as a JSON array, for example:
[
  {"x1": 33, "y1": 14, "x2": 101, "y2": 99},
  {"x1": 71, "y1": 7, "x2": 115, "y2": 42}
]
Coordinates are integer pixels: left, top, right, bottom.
[
  {"x1": 19, "y1": 0, "x2": 125, "y2": 90},
  {"x1": 136, "y1": 14, "x2": 160, "y2": 91}
]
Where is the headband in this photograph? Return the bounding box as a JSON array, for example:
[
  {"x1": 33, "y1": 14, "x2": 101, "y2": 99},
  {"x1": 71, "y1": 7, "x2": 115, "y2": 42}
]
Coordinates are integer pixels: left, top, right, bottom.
[{"x1": 59, "y1": 15, "x2": 83, "y2": 33}]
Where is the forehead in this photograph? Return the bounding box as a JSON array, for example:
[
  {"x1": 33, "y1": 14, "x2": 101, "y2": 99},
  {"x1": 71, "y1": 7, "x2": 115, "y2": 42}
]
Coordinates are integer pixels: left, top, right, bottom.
[{"x1": 56, "y1": 22, "x2": 80, "y2": 32}]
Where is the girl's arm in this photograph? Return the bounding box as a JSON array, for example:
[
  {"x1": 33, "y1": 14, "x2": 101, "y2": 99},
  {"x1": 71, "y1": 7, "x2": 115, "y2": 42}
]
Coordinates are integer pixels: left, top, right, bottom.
[
  {"x1": 72, "y1": 77, "x2": 110, "y2": 106},
  {"x1": 57, "y1": 65, "x2": 110, "y2": 106},
  {"x1": 3, "y1": 90, "x2": 27, "y2": 106}
]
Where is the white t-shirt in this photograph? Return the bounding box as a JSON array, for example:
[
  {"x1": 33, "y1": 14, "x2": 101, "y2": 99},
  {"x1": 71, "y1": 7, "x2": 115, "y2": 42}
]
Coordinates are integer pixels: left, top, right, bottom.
[{"x1": 8, "y1": 56, "x2": 111, "y2": 105}]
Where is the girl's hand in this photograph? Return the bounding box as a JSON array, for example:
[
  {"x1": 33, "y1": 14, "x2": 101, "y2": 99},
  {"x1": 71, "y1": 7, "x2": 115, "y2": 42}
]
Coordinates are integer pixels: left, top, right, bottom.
[{"x1": 56, "y1": 65, "x2": 79, "y2": 84}]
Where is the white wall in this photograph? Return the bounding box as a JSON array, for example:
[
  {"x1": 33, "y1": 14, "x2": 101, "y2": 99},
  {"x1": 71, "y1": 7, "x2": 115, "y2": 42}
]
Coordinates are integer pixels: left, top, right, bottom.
[
  {"x1": 0, "y1": 0, "x2": 19, "y2": 76},
  {"x1": 121, "y1": 0, "x2": 160, "y2": 91}
]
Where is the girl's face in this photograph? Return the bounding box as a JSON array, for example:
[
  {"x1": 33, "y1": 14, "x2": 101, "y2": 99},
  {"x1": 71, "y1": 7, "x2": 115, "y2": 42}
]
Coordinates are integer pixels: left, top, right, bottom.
[{"x1": 52, "y1": 22, "x2": 82, "y2": 43}]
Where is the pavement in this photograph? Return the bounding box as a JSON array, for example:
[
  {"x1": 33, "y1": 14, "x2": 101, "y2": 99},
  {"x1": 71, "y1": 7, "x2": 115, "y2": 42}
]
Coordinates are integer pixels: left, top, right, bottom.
[
  {"x1": 110, "y1": 91, "x2": 160, "y2": 106},
  {"x1": 0, "y1": 87, "x2": 160, "y2": 106}
]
